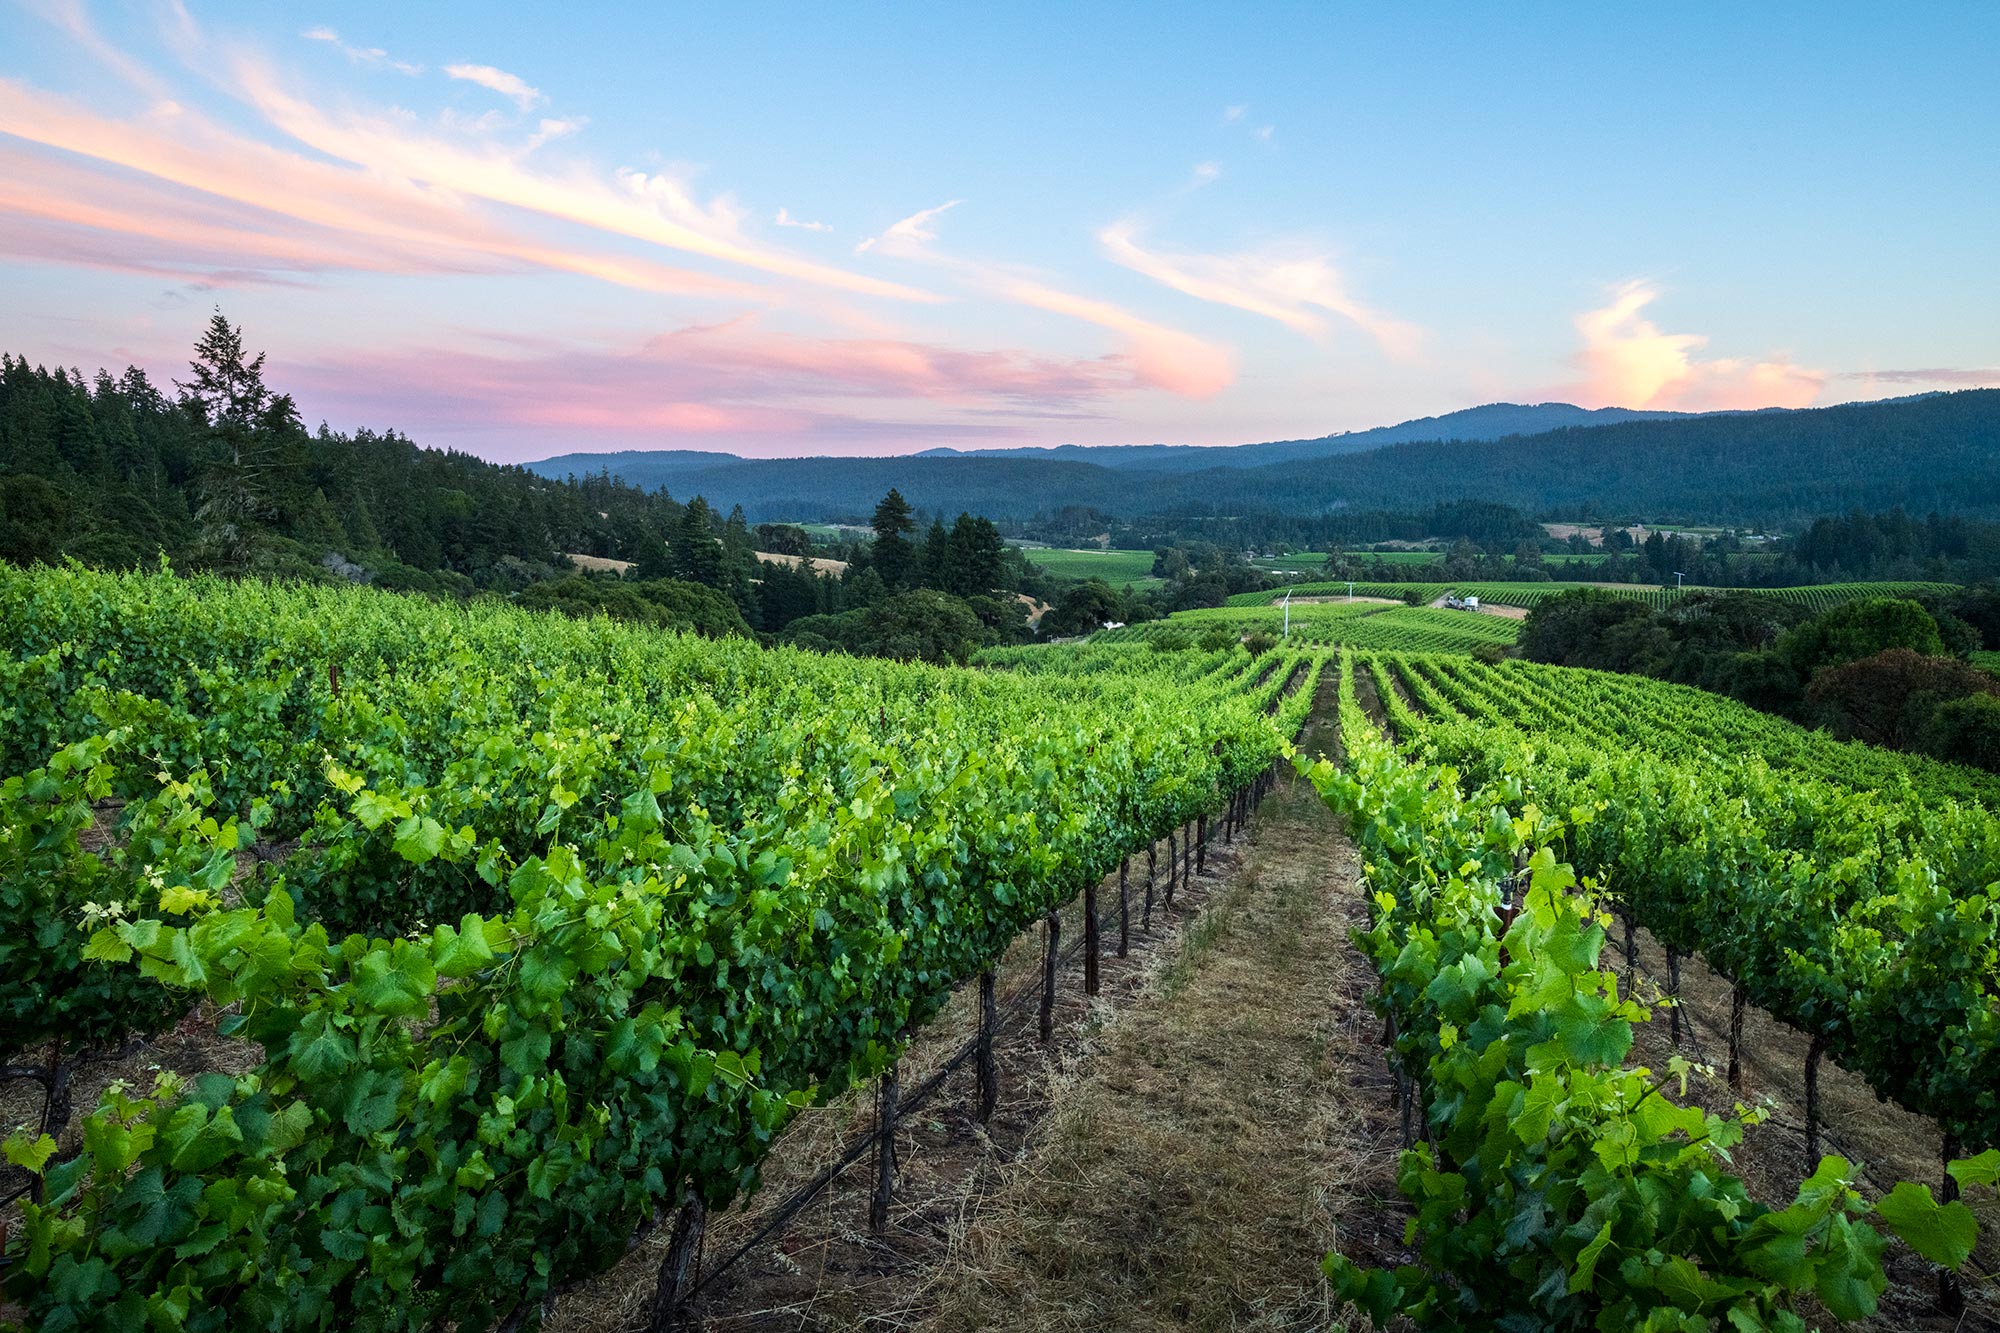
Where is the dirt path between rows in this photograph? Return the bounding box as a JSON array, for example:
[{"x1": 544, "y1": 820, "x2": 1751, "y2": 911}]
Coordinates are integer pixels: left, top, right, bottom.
[
  {"x1": 550, "y1": 682, "x2": 1410, "y2": 1333},
  {"x1": 919, "y1": 689, "x2": 1408, "y2": 1333}
]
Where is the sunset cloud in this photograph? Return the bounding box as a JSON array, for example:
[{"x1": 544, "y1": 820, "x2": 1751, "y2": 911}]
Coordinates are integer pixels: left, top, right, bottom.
[
  {"x1": 302, "y1": 26, "x2": 421, "y2": 76},
  {"x1": 443, "y1": 62, "x2": 542, "y2": 110},
  {"x1": 855, "y1": 200, "x2": 961, "y2": 256},
  {"x1": 0, "y1": 81, "x2": 762, "y2": 299},
  {"x1": 229, "y1": 56, "x2": 936, "y2": 301},
  {"x1": 851, "y1": 200, "x2": 1235, "y2": 396},
  {"x1": 283, "y1": 324, "x2": 1149, "y2": 457},
  {"x1": 995, "y1": 279, "x2": 1235, "y2": 398},
  {"x1": 1835, "y1": 367, "x2": 2000, "y2": 386},
  {"x1": 774, "y1": 207, "x2": 831, "y2": 232},
  {"x1": 1099, "y1": 219, "x2": 1421, "y2": 359},
  {"x1": 1569, "y1": 282, "x2": 1823, "y2": 410}
]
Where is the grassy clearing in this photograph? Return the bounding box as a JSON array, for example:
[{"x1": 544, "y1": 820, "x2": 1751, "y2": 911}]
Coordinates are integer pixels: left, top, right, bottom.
[{"x1": 1019, "y1": 547, "x2": 1163, "y2": 588}]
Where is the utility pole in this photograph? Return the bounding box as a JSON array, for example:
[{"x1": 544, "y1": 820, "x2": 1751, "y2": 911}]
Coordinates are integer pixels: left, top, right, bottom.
[
  {"x1": 1282, "y1": 587, "x2": 1292, "y2": 638},
  {"x1": 1673, "y1": 570, "x2": 1685, "y2": 589}
]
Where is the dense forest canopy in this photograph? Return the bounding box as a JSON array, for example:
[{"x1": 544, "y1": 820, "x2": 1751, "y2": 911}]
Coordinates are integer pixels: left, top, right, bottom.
[{"x1": 531, "y1": 389, "x2": 2000, "y2": 528}]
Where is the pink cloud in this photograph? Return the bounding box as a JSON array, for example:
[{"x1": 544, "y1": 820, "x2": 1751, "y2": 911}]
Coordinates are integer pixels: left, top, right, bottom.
[
  {"x1": 229, "y1": 56, "x2": 934, "y2": 302},
  {"x1": 277, "y1": 323, "x2": 1151, "y2": 459},
  {"x1": 1568, "y1": 281, "x2": 1823, "y2": 410},
  {"x1": 0, "y1": 81, "x2": 765, "y2": 300},
  {"x1": 853, "y1": 200, "x2": 1235, "y2": 397},
  {"x1": 1098, "y1": 218, "x2": 1422, "y2": 359}
]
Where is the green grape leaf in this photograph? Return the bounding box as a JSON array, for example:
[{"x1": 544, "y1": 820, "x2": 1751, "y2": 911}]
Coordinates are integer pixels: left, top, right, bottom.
[{"x1": 1873, "y1": 1182, "x2": 1977, "y2": 1269}]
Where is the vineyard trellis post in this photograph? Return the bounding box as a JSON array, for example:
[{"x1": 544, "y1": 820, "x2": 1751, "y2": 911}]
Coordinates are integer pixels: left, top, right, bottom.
[
  {"x1": 869, "y1": 1061, "x2": 899, "y2": 1235},
  {"x1": 1666, "y1": 947, "x2": 1683, "y2": 1046},
  {"x1": 1039, "y1": 911, "x2": 1061, "y2": 1044},
  {"x1": 1623, "y1": 910, "x2": 1637, "y2": 994},
  {"x1": 1196, "y1": 813, "x2": 1207, "y2": 873},
  {"x1": 1117, "y1": 856, "x2": 1130, "y2": 958},
  {"x1": 1165, "y1": 829, "x2": 1179, "y2": 905},
  {"x1": 976, "y1": 971, "x2": 998, "y2": 1122},
  {"x1": 645, "y1": 1187, "x2": 706, "y2": 1333},
  {"x1": 1940, "y1": 1132, "x2": 1964, "y2": 1316},
  {"x1": 1804, "y1": 1034, "x2": 1826, "y2": 1163},
  {"x1": 1143, "y1": 842, "x2": 1156, "y2": 929},
  {"x1": 1083, "y1": 878, "x2": 1100, "y2": 996},
  {"x1": 1727, "y1": 984, "x2": 1747, "y2": 1090}
]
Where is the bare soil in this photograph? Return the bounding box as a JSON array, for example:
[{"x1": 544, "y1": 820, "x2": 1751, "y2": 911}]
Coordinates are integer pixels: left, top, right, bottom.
[{"x1": 1424, "y1": 595, "x2": 1529, "y2": 620}]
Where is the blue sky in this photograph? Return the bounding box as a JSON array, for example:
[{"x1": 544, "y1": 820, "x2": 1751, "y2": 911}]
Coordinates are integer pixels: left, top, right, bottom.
[{"x1": 3, "y1": 0, "x2": 1996, "y2": 461}]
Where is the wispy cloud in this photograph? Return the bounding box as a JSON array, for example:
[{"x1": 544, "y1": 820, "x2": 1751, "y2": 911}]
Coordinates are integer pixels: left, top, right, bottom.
[
  {"x1": 1835, "y1": 367, "x2": 2000, "y2": 386},
  {"x1": 855, "y1": 199, "x2": 961, "y2": 255},
  {"x1": 523, "y1": 116, "x2": 585, "y2": 151},
  {"x1": 443, "y1": 62, "x2": 542, "y2": 111},
  {"x1": 302, "y1": 26, "x2": 422, "y2": 76},
  {"x1": 1223, "y1": 105, "x2": 1246, "y2": 123},
  {"x1": 228, "y1": 54, "x2": 935, "y2": 300},
  {"x1": 0, "y1": 80, "x2": 762, "y2": 300},
  {"x1": 1569, "y1": 281, "x2": 1822, "y2": 410},
  {"x1": 853, "y1": 200, "x2": 1234, "y2": 396},
  {"x1": 774, "y1": 206, "x2": 830, "y2": 232},
  {"x1": 1253, "y1": 124, "x2": 1274, "y2": 143},
  {"x1": 285, "y1": 323, "x2": 1147, "y2": 458},
  {"x1": 1099, "y1": 218, "x2": 1421, "y2": 359}
]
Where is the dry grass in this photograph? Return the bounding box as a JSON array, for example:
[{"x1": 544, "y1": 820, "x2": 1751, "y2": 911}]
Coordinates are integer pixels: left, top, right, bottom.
[
  {"x1": 565, "y1": 552, "x2": 637, "y2": 574},
  {"x1": 921, "y1": 766, "x2": 1406, "y2": 1332},
  {"x1": 548, "y1": 815, "x2": 1256, "y2": 1333}
]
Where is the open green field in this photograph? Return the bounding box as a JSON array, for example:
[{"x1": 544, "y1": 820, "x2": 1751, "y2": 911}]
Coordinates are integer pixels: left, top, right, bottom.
[
  {"x1": 1018, "y1": 546, "x2": 1163, "y2": 587},
  {"x1": 1095, "y1": 600, "x2": 1520, "y2": 654},
  {"x1": 1225, "y1": 579, "x2": 1961, "y2": 611}
]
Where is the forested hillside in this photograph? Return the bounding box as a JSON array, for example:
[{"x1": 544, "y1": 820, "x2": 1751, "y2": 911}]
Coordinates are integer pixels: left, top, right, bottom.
[
  {"x1": 531, "y1": 390, "x2": 2000, "y2": 526},
  {"x1": 0, "y1": 318, "x2": 687, "y2": 593}
]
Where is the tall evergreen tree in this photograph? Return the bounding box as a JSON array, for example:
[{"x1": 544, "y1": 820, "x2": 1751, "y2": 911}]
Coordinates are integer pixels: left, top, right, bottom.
[
  {"x1": 944, "y1": 512, "x2": 1004, "y2": 596},
  {"x1": 918, "y1": 518, "x2": 950, "y2": 589},
  {"x1": 870, "y1": 487, "x2": 916, "y2": 590},
  {"x1": 671, "y1": 495, "x2": 725, "y2": 587},
  {"x1": 175, "y1": 312, "x2": 303, "y2": 569}
]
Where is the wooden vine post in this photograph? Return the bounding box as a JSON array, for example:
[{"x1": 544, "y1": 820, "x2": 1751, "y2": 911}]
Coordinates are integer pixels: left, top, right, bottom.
[
  {"x1": 1142, "y1": 842, "x2": 1157, "y2": 930},
  {"x1": 645, "y1": 1188, "x2": 707, "y2": 1333},
  {"x1": 869, "y1": 1061, "x2": 899, "y2": 1235},
  {"x1": 1803, "y1": 1034, "x2": 1826, "y2": 1163},
  {"x1": 1940, "y1": 1133, "x2": 1965, "y2": 1316},
  {"x1": 1623, "y1": 912, "x2": 1637, "y2": 994},
  {"x1": 1165, "y1": 829, "x2": 1179, "y2": 904},
  {"x1": 1083, "y1": 878, "x2": 1101, "y2": 996},
  {"x1": 1727, "y1": 984, "x2": 1747, "y2": 1090},
  {"x1": 1117, "y1": 857, "x2": 1130, "y2": 958},
  {"x1": 1196, "y1": 813, "x2": 1207, "y2": 873},
  {"x1": 1038, "y1": 911, "x2": 1061, "y2": 1044},
  {"x1": 975, "y1": 971, "x2": 998, "y2": 1122},
  {"x1": 1666, "y1": 946, "x2": 1683, "y2": 1046}
]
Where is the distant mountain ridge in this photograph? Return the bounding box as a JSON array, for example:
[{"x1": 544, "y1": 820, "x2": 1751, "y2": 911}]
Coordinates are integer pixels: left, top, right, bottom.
[
  {"x1": 907, "y1": 402, "x2": 1697, "y2": 471},
  {"x1": 527, "y1": 390, "x2": 2000, "y2": 526}
]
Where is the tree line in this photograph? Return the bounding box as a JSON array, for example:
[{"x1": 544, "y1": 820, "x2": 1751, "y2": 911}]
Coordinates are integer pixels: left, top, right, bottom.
[{"x1": 1518, "y1": 587, "x2": 2000, "y2": 771}]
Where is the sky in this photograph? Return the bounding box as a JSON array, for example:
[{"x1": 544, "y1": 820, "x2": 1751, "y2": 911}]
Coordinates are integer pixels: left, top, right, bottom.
[{"x1": 3, "y1": 1, "x2": 1997, "y2": 463}]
